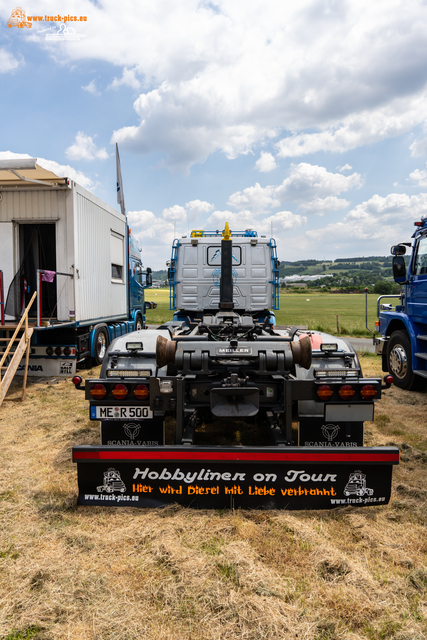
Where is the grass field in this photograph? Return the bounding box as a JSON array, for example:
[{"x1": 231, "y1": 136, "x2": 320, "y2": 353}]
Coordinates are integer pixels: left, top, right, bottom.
[
  {"x1": 145, "y1": 289, "x2": 385, "y2": 337},
  {"x1": 0, "y1": 356, "x2": 426, "y2": 639}
]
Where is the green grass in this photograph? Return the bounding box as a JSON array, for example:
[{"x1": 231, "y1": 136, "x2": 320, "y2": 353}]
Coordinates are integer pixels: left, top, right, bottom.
[{"x1": 145, "y1": 289, "x2": 381, "y2": 337}]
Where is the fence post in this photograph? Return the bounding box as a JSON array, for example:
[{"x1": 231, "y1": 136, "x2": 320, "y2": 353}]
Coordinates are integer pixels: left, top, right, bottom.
[{"x1": 36, "y1": 270, "x2": 42, "y2": 326}]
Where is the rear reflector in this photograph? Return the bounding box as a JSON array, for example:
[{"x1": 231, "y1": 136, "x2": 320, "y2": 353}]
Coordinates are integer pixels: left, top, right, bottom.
[
  {"x1": 360, "y1": 384, "x2": 377, "y2": 400},
  {"x1": 90, "y1": 384, "x2": 107, "y2": 400},
  {"x1": 111, "y1": 384, "x2": 129, "y2": 400},
  {"x1": 317, "y1": 385, "x2": 334, "y2": 400},
  {"x1": 134, "y1": 384, "x2": 149, "y2": 400},
  {"x1": 338, "y1": 384, "x2": 355, "y2": 399}
]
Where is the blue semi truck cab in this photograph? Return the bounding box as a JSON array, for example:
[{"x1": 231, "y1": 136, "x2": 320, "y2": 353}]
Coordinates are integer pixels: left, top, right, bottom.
[{"x1": 375, "y1": 216, "x2": 427, "y2": 389}]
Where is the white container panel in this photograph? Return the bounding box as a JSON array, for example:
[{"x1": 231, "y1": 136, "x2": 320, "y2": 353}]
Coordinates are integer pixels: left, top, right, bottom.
[
  {"x1": 0, "y1": 189, "x2": 65, "y2": 221},
  {"x1": 0, "y1": 222, "x2": 14, "y2": 320},
  {"x1": 74, "y1": 186, "x2": 127, "y2": 323}
]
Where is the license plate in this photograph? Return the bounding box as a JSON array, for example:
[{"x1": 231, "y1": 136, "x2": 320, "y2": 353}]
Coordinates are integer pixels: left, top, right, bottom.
[
  {"x1": 91, "y1": 406, "x2": 153, "y2": 420},
  {"x1": 324, "y1": 404, "x2": 374, "y2": 422}
]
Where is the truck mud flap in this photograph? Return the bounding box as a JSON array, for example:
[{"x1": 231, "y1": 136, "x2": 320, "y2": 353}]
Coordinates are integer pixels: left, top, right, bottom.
[{"x1": 72, "y1": 446, "x2": 400, "y2": 510}]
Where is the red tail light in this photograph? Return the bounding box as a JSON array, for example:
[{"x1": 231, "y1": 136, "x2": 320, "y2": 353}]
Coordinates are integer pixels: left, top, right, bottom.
[
  {"x1": 360, "y1": 384, "x2": 377, "y2": 400},
  {"x1": 64, "y1": 347, "x2": 71, "y2": 356},
  {"x1": 90, "y1": 384, "x2": 107, "y2": 400},
  {"x1": 55, "y1": 347, "x2": 62, "y2": 356},
  {"x1": 134, "y1": 384, "x2": 149, "y2": 400},
  {"x1": 317, "y1": 385, "x2": 333, "y2": 400},
  {"x1": 338, "y1": 384, "x2": 355, "y2": 399},
  {"x1": 72, "y1": 376, "x2": 82, "y2": 386},
  {"x1": 111, "y1": 384, "x2": 129, "y2": 400}
]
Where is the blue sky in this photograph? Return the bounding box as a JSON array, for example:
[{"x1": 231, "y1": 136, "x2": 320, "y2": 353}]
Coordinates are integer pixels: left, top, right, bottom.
[{"x1": 2, "y1": 0, "x2": 427, "y2": 269}]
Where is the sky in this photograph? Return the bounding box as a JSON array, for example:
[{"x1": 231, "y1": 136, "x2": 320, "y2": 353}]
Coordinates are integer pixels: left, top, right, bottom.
[{"x1": 1, "y1": 0, "x2": 427, "y2": 270}]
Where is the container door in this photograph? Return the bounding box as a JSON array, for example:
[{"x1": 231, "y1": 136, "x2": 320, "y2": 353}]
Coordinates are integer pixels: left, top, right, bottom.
[{"x1": 7, "y1": 223, "x2": 57, "y2": 318}]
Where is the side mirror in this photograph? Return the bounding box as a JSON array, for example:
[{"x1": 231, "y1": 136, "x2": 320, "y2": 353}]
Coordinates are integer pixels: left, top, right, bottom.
[
  {"x1": 392, "y1": 256, "x2": 406, "y2": 283},
  {"x1": 391, "y1": 243, "x2": 410, "y2": 256},
  {"x1": 146, "y1": 267, "x2": 152, "y2": 287}
]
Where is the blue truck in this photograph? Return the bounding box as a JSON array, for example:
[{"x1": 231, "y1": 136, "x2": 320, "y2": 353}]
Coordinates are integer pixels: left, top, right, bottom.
[{"x1": 375, "y1": 216, "x2": 427, "y2": 390}]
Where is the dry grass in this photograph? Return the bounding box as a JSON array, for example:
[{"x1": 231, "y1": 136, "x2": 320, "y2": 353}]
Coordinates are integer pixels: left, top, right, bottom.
[{"x1": 0, "y1": 360, "x2": 426, "y2": 640}]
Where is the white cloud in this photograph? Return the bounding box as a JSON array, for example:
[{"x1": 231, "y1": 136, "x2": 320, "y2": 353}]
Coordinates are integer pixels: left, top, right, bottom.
[
  {"x1": 82, "y1": 79, "x2": 101, "y2": 95},
  {"x1": 0, "y1": 151, "x2": 93, "y2": 189},
  {"x1": 262, "y1": 211, "x2": 307, "y2": 233},
  {"x1": 410, "y1": 136, "x2": 427, "y2": 157},
  {"x1": 409, "y1": 164, "x2": 427, "y2": 187},
  {"x1": 298, "y1": 196, "x2": 349, "y2": 214},
  {"x1": 206, "y1": 209, "x2": 306, "y2": 234},
  {"x1": 109, "y1": 67, "x2": 141, "y2": 90},
  {"x1": 0, "y1": 48, "x2": 21, "y2": 73},
  {"x1": 227, "y1": 183, "x2": 280, "y2": 212},
  {"x1": 65, "y1": 132, "x2": 109, "y2": 161},
  {"x1": 162, "y1": 204, "x2": 187, "y2": 222},
  {"x1": 206, "y1": 210, "x2": 258, "y2": 230},
  {"x1": 185, "y1": 199, "x2": 214, "y2": 215},
  {"x1": 127, "y1": 210, "x2": 176, "y2": 266},
  {"x1": 16, "y1": 0, "x2": 427, "y2": 170},
  {"x1": 306, "y1": 193, "x2": 427, "y2": 252},
  {"x1": 275, "y1": 163, "x2": 363, "y2": 203},
  {"x1": 337, "y1": 164, "x2": 352, "y2": 173},
  {"x1": 275, "y1": 95, "x2": 427, "y2": 159},
  {"x1": 255, "y1": 152, "x2": 277, "y2": 172}
]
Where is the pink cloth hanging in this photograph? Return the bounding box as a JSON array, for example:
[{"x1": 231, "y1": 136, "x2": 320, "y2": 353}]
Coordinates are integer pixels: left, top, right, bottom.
[{"x1": 42, "y1": 270, "x2": 56, "y2": 283}]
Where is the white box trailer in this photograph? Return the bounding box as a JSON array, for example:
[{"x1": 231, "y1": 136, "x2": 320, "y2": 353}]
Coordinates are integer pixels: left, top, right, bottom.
[{"x1": 0, "y1": 159, "x2": 148, "y2": 377}]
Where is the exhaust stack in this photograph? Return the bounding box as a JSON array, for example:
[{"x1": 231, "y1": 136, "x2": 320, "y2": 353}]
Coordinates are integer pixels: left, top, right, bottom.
[{"x1": 219, "y1": 222, "x2": 234, "y2": 311}]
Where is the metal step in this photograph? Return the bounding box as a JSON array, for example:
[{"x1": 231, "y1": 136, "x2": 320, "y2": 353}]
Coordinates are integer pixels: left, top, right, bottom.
[
  {"x1": 417, "y1": 334, "x2": 427, "y2": 342},
  {"x1": 415, "y1": 352, "x2": 427, "y2": 361},
  {"x1": 414, "y1": 370, "x2": 427, "y2": 379}
]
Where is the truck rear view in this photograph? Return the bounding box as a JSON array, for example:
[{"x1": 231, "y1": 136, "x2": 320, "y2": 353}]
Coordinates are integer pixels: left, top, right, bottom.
[{"x1": 72, "y1": 225, "x2": 399, "y2": 510}]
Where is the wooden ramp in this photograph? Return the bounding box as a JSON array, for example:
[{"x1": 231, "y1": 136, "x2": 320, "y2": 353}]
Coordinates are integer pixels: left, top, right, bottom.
[{"x1": 0, "y1": 292, "x2": 37, "y2": 407}]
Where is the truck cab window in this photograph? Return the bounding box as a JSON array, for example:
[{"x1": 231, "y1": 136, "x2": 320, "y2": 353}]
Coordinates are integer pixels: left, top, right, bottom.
[{"x1": 413, "y1": 236, "x2": 427, "y2": 275}]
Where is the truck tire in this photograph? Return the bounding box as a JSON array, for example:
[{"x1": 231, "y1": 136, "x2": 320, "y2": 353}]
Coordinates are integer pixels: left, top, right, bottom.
[
  {"x1": 94, "y1": 327, "x2": 109, "y2": 366},
  {"x1": 134, "y1": 314, "x2": 143, "y2": 331},
  {"x1": 386, "y1": 331, "x2": 424, "y2": 390}
]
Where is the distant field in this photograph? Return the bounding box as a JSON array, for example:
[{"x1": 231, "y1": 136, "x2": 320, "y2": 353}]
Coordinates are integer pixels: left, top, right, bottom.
[{"x1": 145, "y1": 289, "x2": 385, "y2": 337}]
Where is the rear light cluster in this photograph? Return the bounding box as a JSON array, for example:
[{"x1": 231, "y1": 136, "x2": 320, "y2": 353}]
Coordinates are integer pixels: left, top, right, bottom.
[
  {"x1": 46, "y1": 346, "x2": 73, "y2": 356},
  {"x1": 89, "y1": 383, "x2": 149, "y2": 401},
  {"x1": 316, "y1": 383, "x2": 378, "y2": 401}
]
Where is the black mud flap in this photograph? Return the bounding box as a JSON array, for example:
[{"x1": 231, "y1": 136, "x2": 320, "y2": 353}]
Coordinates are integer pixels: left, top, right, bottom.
[{"x1": 72, "y1": 446, "x2": 400, "y2": 510}]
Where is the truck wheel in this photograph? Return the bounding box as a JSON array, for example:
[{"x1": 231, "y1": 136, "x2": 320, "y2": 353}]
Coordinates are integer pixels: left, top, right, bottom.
[
  {"x1": 94, "y1": 327, "x2": 109, "y2": 366},
  {"x1": 387, "y1": 331, "x2": 424, "y2": 390},
  {"x1": 134, "y1": 315, "x2": 143, "y2": 331}
]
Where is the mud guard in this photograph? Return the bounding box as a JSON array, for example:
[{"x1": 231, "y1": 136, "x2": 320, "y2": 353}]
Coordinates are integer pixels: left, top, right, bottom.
[{"x1": 72, "y1": 446, "x2": 400, "y2": 510}]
